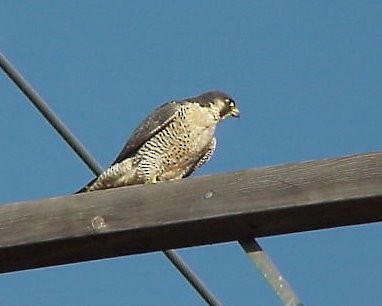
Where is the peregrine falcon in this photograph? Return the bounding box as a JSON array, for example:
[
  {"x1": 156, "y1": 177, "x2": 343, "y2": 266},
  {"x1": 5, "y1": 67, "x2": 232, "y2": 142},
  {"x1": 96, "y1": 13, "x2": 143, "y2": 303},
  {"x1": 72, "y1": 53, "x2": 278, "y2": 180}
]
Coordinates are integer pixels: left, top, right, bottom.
[{"x1": 77, "y1": 91, "x2": 239, "y2": 193}]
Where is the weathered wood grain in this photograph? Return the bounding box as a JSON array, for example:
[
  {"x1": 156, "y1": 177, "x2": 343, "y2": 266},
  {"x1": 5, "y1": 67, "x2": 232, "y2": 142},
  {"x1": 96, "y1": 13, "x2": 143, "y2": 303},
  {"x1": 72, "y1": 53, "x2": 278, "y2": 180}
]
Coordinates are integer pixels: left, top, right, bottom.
[{"x1": 1, "y1": 151, "x2": 382, "y2": 273}]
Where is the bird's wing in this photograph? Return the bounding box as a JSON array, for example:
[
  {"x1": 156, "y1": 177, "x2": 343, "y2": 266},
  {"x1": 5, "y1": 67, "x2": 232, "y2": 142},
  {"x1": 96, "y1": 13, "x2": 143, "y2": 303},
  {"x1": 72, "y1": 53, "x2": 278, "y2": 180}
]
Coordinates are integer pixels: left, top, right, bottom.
[{"x1": 112, "y1": 101, "x2": 180, "y2": 164}]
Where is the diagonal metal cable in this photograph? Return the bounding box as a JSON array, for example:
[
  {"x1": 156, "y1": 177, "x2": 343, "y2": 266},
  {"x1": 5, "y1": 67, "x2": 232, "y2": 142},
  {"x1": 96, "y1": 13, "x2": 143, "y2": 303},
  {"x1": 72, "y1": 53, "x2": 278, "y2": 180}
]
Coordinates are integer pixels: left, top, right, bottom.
[
  {"x1": 0, "y1": 54, "x2": 104, "y2": 175},
  {"x1": 0, "y1": 52, "x2": 221, "y2": 306}
]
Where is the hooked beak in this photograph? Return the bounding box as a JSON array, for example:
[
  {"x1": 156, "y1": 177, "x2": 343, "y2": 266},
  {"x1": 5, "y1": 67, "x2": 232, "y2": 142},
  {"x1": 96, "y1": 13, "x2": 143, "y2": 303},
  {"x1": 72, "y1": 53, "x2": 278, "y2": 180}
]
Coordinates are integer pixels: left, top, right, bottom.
[{"x1": 230, "y1": 106, "x2": 240, "y2": 118}]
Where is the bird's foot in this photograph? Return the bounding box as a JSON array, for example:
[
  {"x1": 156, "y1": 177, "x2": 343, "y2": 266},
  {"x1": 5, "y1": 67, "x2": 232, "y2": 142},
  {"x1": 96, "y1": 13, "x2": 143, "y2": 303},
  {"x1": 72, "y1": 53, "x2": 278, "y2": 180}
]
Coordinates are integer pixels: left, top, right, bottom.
[{"x1": 145, "y1": 175, "x2": 158, "y2": 184}]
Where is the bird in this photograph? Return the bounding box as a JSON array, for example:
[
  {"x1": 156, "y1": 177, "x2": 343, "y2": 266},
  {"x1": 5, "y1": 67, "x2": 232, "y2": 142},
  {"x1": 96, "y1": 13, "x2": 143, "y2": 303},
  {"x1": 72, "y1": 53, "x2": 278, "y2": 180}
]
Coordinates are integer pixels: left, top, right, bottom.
[{"x1": 77, "y1": 91, "x2": 239, "y2": 193}]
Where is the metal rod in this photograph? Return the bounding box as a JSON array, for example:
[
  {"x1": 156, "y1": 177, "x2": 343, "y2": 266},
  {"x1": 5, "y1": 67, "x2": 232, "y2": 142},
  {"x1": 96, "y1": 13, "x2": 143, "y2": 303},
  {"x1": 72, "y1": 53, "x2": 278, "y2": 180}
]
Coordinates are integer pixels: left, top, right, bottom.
[
  {"x1": 239, "y1": 239, "x2": 303, "y2": 306},
  {"x1": 164, "y1": 250, "x2": 221, "y2": 306},
  {"x1": 0, "y1": 51, "x2": 221, "y2": 306},
  {"x1": 0, "y1": 52, "x2": 104, "y2": 174}
]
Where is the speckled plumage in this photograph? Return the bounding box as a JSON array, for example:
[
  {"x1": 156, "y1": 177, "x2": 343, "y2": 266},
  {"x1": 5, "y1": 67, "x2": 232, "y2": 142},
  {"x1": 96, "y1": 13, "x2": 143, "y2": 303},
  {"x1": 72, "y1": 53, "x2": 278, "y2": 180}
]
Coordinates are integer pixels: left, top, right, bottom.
[{"x1": 77, "y1": 91, "x2": 239, "y2": 193}]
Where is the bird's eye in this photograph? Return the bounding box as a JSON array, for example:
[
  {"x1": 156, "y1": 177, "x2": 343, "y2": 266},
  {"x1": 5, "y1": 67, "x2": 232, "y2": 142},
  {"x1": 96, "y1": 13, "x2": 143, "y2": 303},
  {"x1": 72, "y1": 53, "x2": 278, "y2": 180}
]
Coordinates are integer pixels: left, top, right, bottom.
[{"x1": 224, "y1": 98, "x2": 235, "y2": 106}]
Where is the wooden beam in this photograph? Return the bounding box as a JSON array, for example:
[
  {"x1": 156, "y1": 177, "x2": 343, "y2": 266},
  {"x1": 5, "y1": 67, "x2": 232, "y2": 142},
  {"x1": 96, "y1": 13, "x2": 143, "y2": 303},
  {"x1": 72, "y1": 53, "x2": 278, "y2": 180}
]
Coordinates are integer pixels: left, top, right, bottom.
[{"x1": 1, "y1": 151, "x2": 382, "y2": 273}]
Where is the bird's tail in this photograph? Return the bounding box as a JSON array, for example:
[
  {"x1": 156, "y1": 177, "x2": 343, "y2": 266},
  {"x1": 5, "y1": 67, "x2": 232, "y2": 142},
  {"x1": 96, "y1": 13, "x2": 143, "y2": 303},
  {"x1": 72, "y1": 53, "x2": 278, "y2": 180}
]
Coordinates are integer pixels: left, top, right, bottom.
[{"x1": 75, "y1": 177, "x2": 97, "y2": 194}]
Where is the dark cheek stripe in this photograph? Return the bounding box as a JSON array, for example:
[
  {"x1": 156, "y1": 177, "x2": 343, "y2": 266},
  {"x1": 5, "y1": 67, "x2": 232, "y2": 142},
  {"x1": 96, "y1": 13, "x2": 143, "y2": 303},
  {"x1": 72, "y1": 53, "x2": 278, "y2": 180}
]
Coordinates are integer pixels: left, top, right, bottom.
[{"x1": 219, "y1": 105, "x2": 230, "y2": 118}]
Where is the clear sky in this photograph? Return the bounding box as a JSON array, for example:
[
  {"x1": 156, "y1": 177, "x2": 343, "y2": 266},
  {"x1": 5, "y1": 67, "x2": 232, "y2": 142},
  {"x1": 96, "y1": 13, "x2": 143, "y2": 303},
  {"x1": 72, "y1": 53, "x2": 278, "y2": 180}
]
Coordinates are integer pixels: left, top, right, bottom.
[{"x1": 1, "y1": 1, "x2": 382, "y2": 305}]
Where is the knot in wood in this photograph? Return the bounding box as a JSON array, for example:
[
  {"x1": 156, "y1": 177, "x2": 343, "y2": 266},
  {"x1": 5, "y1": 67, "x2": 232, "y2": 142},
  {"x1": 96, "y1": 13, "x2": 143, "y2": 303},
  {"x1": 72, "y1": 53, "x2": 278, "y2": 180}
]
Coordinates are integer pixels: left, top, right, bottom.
[
  {"x1": 91, "y1": 216, "x2": 106, "y2": 232},
  {"x1": 203, "y1": 190, "x2": 214, "y2": 200}
]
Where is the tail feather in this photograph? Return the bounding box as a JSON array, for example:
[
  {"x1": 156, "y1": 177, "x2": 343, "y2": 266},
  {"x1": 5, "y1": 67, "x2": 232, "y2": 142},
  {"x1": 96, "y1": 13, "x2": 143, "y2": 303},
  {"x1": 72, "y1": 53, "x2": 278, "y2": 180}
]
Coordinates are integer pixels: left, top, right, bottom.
[{"x1": 75, "y1": 177, "x2": 97, "y2": 194}]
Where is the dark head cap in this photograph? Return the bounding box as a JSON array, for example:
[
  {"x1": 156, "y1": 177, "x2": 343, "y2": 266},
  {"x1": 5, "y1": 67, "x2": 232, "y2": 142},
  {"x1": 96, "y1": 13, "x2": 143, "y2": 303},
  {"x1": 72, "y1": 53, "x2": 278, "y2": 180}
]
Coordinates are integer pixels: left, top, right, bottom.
[{"x1": 194, "y1": 91, "x2": 240, "y2": 119}]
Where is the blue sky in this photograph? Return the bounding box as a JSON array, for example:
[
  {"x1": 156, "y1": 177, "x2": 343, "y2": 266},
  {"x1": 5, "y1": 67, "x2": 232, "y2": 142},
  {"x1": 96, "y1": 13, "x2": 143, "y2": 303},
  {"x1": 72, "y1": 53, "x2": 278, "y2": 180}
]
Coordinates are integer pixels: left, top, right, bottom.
[{"x1": 1, "y1": 1, "x2": 382, "y2": 305}]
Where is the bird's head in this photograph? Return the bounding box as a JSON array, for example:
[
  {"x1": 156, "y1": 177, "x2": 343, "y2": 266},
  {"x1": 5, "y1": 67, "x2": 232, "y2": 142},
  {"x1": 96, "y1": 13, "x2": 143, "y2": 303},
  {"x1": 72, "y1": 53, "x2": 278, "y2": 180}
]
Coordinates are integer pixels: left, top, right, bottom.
[{"x1": 194, "y1": 91, "x2": 240, "y2": 120}]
